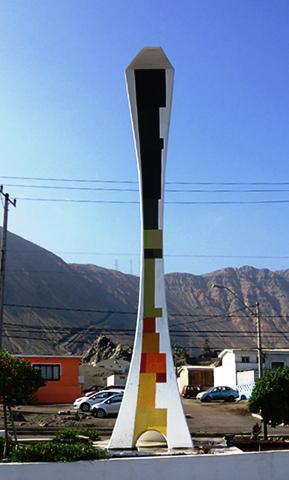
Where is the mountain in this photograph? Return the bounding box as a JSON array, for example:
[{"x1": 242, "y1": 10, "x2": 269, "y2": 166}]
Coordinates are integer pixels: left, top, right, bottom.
[{"x1": 2, "y1": 228, "x2": 289, "y2": 356}]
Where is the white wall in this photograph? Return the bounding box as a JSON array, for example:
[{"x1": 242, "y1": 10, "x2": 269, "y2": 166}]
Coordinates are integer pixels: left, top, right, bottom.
[
  {"x1": 235, "y1": 350, "x2": 259, "y2": 373},
  {"x1": 264, "y1": 353, "x2": 289, "y2": 370},
  {"x1": 214, "y1": 351, "x2": 236, "y2": 388},
  {"x1": 237, "y1": 370, "x2": 256, "y2": 385},
  {"x1": 1, "y1": 451, "x2": 289, "y2": 480},
  {"x1": 107, "y1": 374, "x2": 127, "y2": 387},
  {"x1": 178, "y1": 369, "x2": 189, "y2": 392},
  {"x1": 236, "y1": 370, "x2": 256, "y2": 399}
]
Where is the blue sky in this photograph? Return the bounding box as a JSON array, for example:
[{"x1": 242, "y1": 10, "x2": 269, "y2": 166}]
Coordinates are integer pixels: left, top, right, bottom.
[{"x1": 1, "y1": 0, "x2": 289, "y2": 275}]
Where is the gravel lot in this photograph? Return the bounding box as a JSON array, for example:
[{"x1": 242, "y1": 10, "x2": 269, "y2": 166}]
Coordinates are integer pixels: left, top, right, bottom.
[{"x1": 2, "y1": 399, "x2": 289, "y2": 437}]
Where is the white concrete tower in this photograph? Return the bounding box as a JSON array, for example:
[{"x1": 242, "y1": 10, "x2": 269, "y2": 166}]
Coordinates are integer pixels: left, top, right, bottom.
[{"x1": 108, "y1": 47, "x2": 192, "y2": 450}]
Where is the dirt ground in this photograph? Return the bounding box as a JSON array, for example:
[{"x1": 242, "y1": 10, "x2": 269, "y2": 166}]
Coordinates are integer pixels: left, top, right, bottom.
[
  {"x1": 2, "y1": 399, "x2": 289, "y2": 438},
  {"x1": 2, "y1": 361, "x2": 289, "y2": 437}
]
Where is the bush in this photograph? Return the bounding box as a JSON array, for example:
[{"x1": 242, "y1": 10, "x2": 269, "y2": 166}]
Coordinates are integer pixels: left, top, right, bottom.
[
  {"x1": 53, "y1": 428, "x2": 100, "y2": 444},
  {"x1": 10, "y1": 441, "x2": 108, "y2": 463},
  {"x1": 0, "y1": 436, "x2": 14, "y2": 460},
  {"x1": 249, "y1": 367, "x2": 289, "y2": 428}
]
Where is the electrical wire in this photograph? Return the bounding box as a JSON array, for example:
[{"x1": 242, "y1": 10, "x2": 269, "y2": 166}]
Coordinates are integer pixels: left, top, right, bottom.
[
  {"x1": 6, "y1": 182, "x2": 289, "y2": 194},
  {"x1": 3, "y1": 175, "x2": 289, "y2": 186},
  {"x1": 4, "y1": 302, "x2": 289, "y2": 319},
  {"x1": 6, "y1": 251, "x2": 289, "y2": 260}
]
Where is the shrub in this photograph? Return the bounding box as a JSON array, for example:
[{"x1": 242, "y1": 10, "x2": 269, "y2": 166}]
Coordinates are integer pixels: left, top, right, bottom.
[
  {"x1": 0, "y1": 437, "x2": 14, "y2": 460},
  {"x1": 249, "y1": 367, "x2": 289, "y2": 428},
  {"x1": 53, "y1": 428, "x2": 100, "y2": 443},
  {"x1": 10, "y1": 441, "x2": 107, "y2": 463}
]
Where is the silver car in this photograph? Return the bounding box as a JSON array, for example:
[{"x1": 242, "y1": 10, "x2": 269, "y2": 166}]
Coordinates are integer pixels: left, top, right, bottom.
[
  {"x1": 91, "y1": 393, "x2": 123, "y2": 418},
  {"x1": 73, "y1": 389, "x2": 123, "y2": 412}
]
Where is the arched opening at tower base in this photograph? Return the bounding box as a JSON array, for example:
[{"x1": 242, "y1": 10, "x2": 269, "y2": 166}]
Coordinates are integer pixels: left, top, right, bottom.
[{"x1": 135, "y1": 430, "x2": 168, "y2": 449}]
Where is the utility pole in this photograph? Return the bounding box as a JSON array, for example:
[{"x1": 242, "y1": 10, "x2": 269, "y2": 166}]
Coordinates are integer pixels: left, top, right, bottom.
[
  {"x1": 255, "y1": 301, "x2": 263, "y2": 379},
  {"x1": 212, "y1": 284, "x2": 263, "y2": 378},
  {"x1": 0, "y1": 186, "x2": 16, "y2": 349}
]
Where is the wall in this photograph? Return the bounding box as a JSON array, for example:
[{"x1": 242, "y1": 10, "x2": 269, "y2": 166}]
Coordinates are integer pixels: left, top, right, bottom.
[
  {"x1": 178, "y1": 368, "x2": 189, "y2": 392},
  {"x1": 20, "y1": 356, "x2": 81, "y2": 404},
  {"x1": 264, "y1": 352, "x2": 289, "y2": 370},
  {"x1": 214, "y1": 351, "x2": 236, "y2": 387},
  {"x1": 178, "y1": 367, "x2": 214, "y2": 392},
  {"x1": 107, "y1": 374, "x2": 127, "y2": 387},
  {"x1": 236, "y1": 370, "x2": 256, "y2": 399},
  {"x1": 1, "y1": 450, "x2": 289, "y2": 480},
  {"x1": 235, "y1": 350, "x2": 259, "y2": 374}
]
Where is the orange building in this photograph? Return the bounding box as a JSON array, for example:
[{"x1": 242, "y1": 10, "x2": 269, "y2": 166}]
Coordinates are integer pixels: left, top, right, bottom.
[{"x1": 17, "y1": 355, "x2": 82, "y2": 404}]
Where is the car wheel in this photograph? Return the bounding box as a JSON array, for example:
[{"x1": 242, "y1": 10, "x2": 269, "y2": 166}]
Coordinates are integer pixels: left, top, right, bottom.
[
  {"x1": 202, "y1": 396, "x2": 211, "y2": 402},
  {"x1": 93, "y1": 408, "x2": 106, "y2": 418},
  {"x1": 80, "y1": 402, "x2": 90, "y2": 412},
  {"x1": 227, "y1": 395, "x2": 235, "y2": 402}
]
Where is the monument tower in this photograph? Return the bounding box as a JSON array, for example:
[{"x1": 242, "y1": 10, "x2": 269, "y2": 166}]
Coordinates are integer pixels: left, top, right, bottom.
[{"x1": 108, "y1": 47, "x2": 192, "y2": 450}]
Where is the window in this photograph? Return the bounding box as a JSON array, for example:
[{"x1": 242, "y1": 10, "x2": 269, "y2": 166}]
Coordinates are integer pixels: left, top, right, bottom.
[
  {"x1": 109, "y1": 395, "x2": 123, "y2": 403},
  {"x1": 33, "y1": 364, "x2": 60, "y2": 381},
  {"x1": 241, "y1": 356, "x2": 250, "y2": 363},
  {"x1": 271, "y1": 362, "x2": 284, "y2": 370}
]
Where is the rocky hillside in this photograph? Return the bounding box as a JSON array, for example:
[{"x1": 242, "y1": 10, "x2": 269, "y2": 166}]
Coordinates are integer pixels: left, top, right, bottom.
[
  {"x1": 82, "y1": 335, "x2": 132, "y2": 365},
  {"x1": 2, "y1": 228, "x2": 289, "y2": 356}
]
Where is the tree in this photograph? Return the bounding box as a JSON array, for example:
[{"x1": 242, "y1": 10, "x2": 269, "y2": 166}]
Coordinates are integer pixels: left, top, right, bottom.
[
  {"x1": 172, "y1": 344, "x2": 189, "y2": 375},
  {"x1": 0, "y1": 350, "x2": 44, "y2": 458},
  {"x1": 248, "y1": 366, "x2": 289, "y2": 439}
]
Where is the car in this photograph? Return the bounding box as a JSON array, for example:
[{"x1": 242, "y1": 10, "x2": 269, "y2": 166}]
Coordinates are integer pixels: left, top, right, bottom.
[
  {"x1": 73, "y1": 389, "x2": 124, "y2": 412},
  {"x1": 196, "y1": 386, "x2": 239, "y2": 402},
  {"x1": 82, "y1": 384, "x2": 101, "y2": 394},
  {"x1": 181, "y1": 385, "x2": 202, "y2": 398},
  {"x1": 84, "y1": 385, "x2": 125, "y2": 397},
  {"x1": 90, "y1": 393, "x2": 123, "y2": 418}
]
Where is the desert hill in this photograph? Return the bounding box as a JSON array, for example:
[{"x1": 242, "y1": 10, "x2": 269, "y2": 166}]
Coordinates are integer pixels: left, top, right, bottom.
[{"x1": 2, "y1": 228, "x2": 289, "y2": 356}]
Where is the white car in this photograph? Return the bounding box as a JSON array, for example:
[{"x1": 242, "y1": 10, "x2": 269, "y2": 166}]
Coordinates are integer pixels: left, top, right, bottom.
[
  {"x1": 91, "y1": 393, "x2": 123, "y2": 418},
  {"x1": 73, "y1": 389, "x2": 123, "y2": 412}
]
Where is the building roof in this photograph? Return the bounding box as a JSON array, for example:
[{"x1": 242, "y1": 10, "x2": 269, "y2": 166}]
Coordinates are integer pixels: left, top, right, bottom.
[
  {"x1": 14, "y1": 354, "x2": 82, "y2": 359},
  {"x1": 217, "y1": 348, "x2": 289, "y2": 359}
]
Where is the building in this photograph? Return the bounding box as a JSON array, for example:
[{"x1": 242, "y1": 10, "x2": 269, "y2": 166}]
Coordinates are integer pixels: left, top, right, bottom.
[
  {"x1": 107, "y1": 374, "x2": 127, "y2": 387},
  {"x1": 214, "y1": 348, "x2": 289, "y2": 398},
  {"x1": 17, "y1": 355, "x2": 82, "y2": 404},
  {"x1": 177, "y1": 365, "x2": 214, "y2": 393}
]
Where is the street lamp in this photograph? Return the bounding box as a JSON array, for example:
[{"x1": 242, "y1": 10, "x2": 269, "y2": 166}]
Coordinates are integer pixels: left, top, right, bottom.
[{"x1": 212, "y1": 283, "x2": 263, "y2": 379}]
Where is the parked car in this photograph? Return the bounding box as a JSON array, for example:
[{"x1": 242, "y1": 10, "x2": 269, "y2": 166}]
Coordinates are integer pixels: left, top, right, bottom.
[
  {"x1": 90, "y1": 393, "x2": 123, "y2": 418},
  {"x1": 181, "y1": 385, "x2": 202, "y2": 398},
  {"x1": 82, "y1": 384, "x2": 101, "y2": 394},
  {"x1": 74, "y1": 389, "x2": 123, "y2": 412},
  {"x1": 196, "y1": 386, "x2": 239, "y2": 402},
  {"x1": 83, "y1": 385, "x2": 125, "y2": 397},
  {"x1": 103, "y1": 385, "x2": 125, "y2": 390}
]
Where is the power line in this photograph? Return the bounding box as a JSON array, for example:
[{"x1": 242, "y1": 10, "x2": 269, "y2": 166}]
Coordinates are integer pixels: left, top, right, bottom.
[
  {"x1": 4, "y1": 175, "x2": 289, "y2": 186},
  {"x1": 7, "y1": 182, "x2": 289, "y2": 194},
  {"x1": 6, "y1": 250, "x2": 289, "y2": 260},
  {"x1": 15, "y1": 197, "x2": 289, "y2": 205},
  {"x1": 4, "y1": 322, "x2": 289, "y2": 335},
  {"x1": 4, "y1": 302, "x2": 289, "y2": 319}
]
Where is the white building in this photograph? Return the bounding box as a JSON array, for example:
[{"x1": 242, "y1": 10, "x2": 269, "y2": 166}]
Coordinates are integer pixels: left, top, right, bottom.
[
  {"x1": 107, "y1": 374, "x2": 127, "y2": 387},
  {"x1": 214, "y1": 348, "x2": 289, "y2": 398}
]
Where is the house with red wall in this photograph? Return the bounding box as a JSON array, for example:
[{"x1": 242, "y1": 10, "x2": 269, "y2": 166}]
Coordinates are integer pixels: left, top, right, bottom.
[{"x1": 17, "y1": 355, "x2": 82, "y2": 404}]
